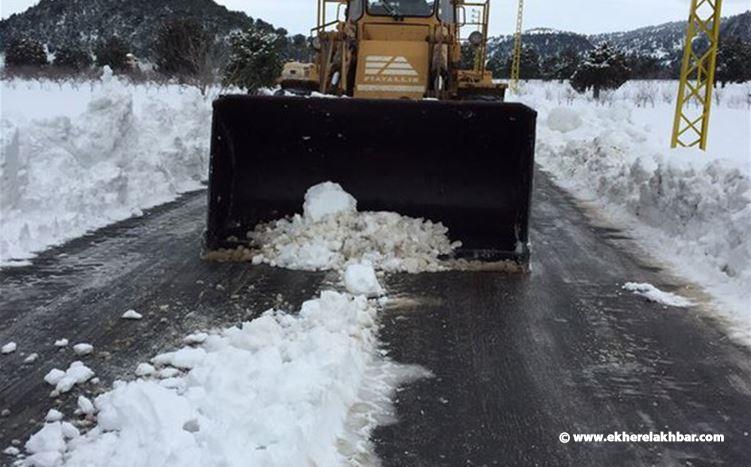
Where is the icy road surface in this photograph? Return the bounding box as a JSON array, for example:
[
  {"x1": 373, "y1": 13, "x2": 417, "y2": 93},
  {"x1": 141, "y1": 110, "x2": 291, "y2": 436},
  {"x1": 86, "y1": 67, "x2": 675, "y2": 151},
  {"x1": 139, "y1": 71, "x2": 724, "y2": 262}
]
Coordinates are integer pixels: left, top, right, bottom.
[{"x1": 1, "y1": 173, "x2": 750, "y2": 465}]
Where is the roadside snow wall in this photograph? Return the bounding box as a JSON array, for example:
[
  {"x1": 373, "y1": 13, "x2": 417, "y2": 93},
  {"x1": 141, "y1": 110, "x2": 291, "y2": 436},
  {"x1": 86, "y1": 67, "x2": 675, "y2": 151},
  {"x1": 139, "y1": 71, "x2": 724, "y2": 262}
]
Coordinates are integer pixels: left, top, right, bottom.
[
  {"x1": 512, "y1": 81, "x2": 750, "y2": 340},
  {"x1": 0, "y1": 71, "x2": 212, "y2": 265}
]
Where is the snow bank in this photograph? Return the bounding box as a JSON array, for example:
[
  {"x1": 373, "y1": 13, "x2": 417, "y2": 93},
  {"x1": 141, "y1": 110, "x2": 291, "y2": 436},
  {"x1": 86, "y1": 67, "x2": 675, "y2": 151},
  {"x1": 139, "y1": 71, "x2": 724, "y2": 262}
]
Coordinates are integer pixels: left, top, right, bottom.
[
  {"x1": 23, "y1": 291, "x2": 423, "y2": 467},
  {"x1": 0, "y1": 70, "x2": 212, "y2": 265},
  {"x1": 622, "y1": 282, "x2": 694, "y2": 308},
  {"x1": 511, "y1": 81, "x2": 751, "y2": 341}
]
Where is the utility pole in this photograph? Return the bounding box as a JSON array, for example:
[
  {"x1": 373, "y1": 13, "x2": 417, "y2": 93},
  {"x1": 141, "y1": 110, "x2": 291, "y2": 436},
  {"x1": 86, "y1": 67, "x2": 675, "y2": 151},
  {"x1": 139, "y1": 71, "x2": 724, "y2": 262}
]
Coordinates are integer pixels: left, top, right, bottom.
[{"x1": 671, "y1": 0, "x2": 723, "y2": 150}]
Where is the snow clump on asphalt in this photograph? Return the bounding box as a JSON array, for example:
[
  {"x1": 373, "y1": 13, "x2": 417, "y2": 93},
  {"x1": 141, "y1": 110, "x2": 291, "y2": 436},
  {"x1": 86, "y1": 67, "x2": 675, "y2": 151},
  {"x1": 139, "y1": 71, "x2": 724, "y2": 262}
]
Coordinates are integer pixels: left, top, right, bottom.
[
  {"x1": 43, "y1": 362, "x2": 95, "y2": 394},
  {"x1": 344, "y1": 262, "x2": 385, "y2": 298},
  {"x1": 246, "y1": 182, "x2": 460, "y2": 273},
  {"x1": 1, "y1": 342, "x2": 16, "y2": 354},
  {"x1": 22, "y1": 290, "x2": 425, "y2": 466},
  {"x1": 72, "y1": 344, "x2": 94, "y2": 356},
  {"x1": 622, "y1": 282, "x2": 694, "y2": 308},
  {"x1": 121, "y1": 309, "x2": 142, "y2": 320}
]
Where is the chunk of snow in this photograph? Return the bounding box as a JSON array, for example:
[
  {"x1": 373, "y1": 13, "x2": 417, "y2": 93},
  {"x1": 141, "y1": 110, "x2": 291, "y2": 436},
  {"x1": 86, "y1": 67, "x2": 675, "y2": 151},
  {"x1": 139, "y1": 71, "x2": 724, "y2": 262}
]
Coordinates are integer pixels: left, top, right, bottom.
[
  {"x1": 24, "y1": 353, "x2": 39, "y2": 363},
  {"x1": 182, "y1": 332, "x2": 208, "y2": 345},
  {"x1": 303, "y1": 181, "x2": 358, "y2": 222},
  {"x1": 344, "y1": 262, "x2": 385, "y2": 297},
  {"x1": 623, "y1": 282, "x2": 694, "y2": 307},
  {"x1": 60, "y1": 422, "x2": 79, "y2": 439},
  {"x1": 53, "y1": 339, "x2": 68, "y2": 347},
  {"x1": 547, "y1": 107, "x2": 583, "y2": 133},
  {"x1": 121, "y1": 309, "x2": 143, "y2": 320},
  {"x1": 45, "y1": 362, "x2": 95, "y2": 393},
  {"x1": 44, "y1": 369, "x2": 66, "y2": 386},
  {"x1": 3, "y1": 446, "x2": 20, "y2": 456},
  {"x1": 157, "y1": 368, "x2": 180, "y2": 379},
  {"x1": 25, "y1": 422, "x2": 65, "y2": 457},
  {"x1": 151, "y1": 347, "x2": 206, "y2": 370},
  {"x1": 72, "y1": 343, "x2": 94, "y2": 356},
  {"x1": 77, "y1": 396, "x2": 95, "y2": 415},
  {"x1": 44, "y1": 409, "x2": 64, "y2": 422},
  {"x1": 135, "y1": 362, "x2": 156, "y2": 377},
  {"x1": 1, "y1": 342, "x2": 16, "y2": 354}
]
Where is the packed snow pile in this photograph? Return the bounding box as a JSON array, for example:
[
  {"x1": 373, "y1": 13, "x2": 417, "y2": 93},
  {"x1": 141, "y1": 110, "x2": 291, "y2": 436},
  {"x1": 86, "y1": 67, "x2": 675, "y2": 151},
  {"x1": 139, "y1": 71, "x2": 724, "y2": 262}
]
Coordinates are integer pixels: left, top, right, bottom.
[
  {"x1": 622, "y1": 282, "x2": 694, "y2": 308},
  {"x1": 0, "y1": 69, "x2": 213, "y2": 265},
  {"x1": 240, "y1": 182, "x2": 460, "y2": 273},
  {"x1": 511, "y1": 80, "x2": 751, "y2": 340},
  {"x1": 21, "y1": 290, "x2": 423, "y2": 467}
]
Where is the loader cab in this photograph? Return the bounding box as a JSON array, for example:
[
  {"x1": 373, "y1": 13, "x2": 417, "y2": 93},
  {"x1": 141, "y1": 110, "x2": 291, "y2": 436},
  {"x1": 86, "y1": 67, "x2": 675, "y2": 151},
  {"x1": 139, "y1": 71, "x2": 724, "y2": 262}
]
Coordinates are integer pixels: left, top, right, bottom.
[
  {"x1": 299, "y1": 0, "x2": 500, "y2": 101},
  {"x1": 347, "y1": 0, "x2": 456, "y2": 23}
]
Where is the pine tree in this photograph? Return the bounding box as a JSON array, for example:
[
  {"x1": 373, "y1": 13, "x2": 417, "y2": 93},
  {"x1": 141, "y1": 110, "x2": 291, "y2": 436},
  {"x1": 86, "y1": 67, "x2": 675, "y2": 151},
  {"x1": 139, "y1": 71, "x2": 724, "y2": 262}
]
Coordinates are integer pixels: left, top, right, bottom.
[
  {"x1": 505, "y1": 45, "x2": 542, "y2": 79},
  {"x1": 222, "y1": 27, "x2": 283, "y2": 93},
  {"x1": 95, "y1": 36, "x2": 131, "y2": 71},
  {"x1": 716, "y1": 37, "x2": 751, "y2": 87},
  {"x1": 553, "y1": 48, "x2": 581, "y2": 81},
  {"x1": 154, "y1": 19, "x2": 212, "y2": 77},
  {"x1": 5, "y1": 37, "x2": 48, "y2": 68},
  {"x1": 570, "y1": 43, "x2": 630, "y2": 99},
  {"x1": 53, "y1": 45, "x2": 93, "y2": 71}
]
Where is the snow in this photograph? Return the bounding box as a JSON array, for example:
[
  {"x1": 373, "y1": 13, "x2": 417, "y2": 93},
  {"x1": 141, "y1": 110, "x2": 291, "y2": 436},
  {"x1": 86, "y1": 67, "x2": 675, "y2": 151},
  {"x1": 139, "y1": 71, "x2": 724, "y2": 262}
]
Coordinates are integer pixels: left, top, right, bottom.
[
  {"x1": 54, "y1": 339, "x2": 69, "y2": 348},
  {"x1": 343, "y1": 262, "x2": 385, "y2": 298},
  {"x1": 45, "y1": 409, "x2": 64, "y2": 422},
  {"x1": 77, "y1": 396, "x2": 95, "y2": 415},
  {"x1": 182, "y1": 332, "x2": 208, "y2": 345},
  {"x1": 3, "y1": 446, "x2": 20, "y2": 456},
  {"x1": 72, "y1": 343, "x2": 94, "y2": 356},
  {"x1": 134, "y1": 363, "x2": 156, "y2": 377},
  {"x1": 24, "y1": 352, "x2": 40, "y2": 363},
  {"x1": 151, "y1": 347, "x2": 207, "y2": 370},
  {"x1": 245, "y1": 182, "x2": 460, "y2": 272},
  {"x1": 622, "y1": 282, "x2": 694, "y2": 307},
  {"x1": 510, "y1": 80, "x2": 751, "y2": 343},
  {"x1": 44, "y1": 361, "x2": 95, "y2": 394},
  {"x1": 0, "y1": 72, "x2": 213, "y2": 265},
  {"x1": 44, "y1": 369, "x2": 66, "y2": 386},
  {"x1": 23, "y1": 290, "x2": 425, "y2": 467},
  {"x1": 25, "y1": 423, "x2": 67, "y2": 465},
  {"x1": 303, "y1": 181, "x2": 358, "y2": 222},
  {"x1": 121, "y1": 309, "x2": 142, "y2": 320},
  {"x1": 1, "y1": 342, "x2": 17, "y2": 354}
]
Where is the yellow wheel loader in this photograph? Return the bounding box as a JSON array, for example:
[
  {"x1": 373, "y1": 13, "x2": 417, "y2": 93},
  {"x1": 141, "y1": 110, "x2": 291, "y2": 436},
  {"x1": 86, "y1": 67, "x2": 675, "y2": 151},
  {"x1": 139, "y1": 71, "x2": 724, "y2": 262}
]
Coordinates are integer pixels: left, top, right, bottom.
[{"x1": 206, "y1": 0, "x2": 537, "y2": 264}]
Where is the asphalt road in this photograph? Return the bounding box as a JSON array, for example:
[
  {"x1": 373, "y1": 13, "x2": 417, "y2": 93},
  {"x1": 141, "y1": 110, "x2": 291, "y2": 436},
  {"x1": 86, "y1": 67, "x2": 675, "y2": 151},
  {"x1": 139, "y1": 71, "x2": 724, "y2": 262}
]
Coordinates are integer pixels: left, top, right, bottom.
[{"x1": 1, "y1": 172, "x2": 749, "y2": 465}]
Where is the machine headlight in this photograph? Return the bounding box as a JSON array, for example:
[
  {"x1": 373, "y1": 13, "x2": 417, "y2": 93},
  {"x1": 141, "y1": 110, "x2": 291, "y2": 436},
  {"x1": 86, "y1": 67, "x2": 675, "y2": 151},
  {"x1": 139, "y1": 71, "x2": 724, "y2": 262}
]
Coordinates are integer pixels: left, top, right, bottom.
[{"x1": 468, "y1": 31, "x2": 484, "y2": 47}]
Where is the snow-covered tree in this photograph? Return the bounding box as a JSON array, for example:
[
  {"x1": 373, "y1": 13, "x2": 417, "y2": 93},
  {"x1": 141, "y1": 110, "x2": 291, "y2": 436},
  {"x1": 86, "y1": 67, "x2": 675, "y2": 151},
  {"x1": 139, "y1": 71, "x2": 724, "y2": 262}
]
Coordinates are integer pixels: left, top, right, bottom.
[
  {"x1": 716, "y1": 37, "x2": 751, "y2": 87},
  {"x1": 95, "y1": 36, "x2": 131, "y2": 71},
  {"x1": 53, "y1": 45, "x2": 93, "y2": 71},
  {"x1": 552, "y1": 48, "x2": 581, "y2": 81},
  {"x1": 222, "y1": 27, "x2": 283, "y2": 93},
  {"x1": 5, "y1": 37, "x2": 48, "y2": 68},
  {"x1": 505, "y1": 45, "x2": 542, "y2": 79},
  {"x1": 570, "y1": 43, "x2": 630, "y2": 99},
  {"x1": 154, "y1": 19, "x2": 212, "y2": 77}
]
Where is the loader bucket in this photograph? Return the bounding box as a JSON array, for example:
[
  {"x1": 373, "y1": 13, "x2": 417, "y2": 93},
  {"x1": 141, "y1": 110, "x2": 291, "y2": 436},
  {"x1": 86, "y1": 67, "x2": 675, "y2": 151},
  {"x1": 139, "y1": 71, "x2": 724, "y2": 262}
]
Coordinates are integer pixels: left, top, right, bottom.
[{"x1": 206, "y1": 95, "x2": 536, "y2": 264}]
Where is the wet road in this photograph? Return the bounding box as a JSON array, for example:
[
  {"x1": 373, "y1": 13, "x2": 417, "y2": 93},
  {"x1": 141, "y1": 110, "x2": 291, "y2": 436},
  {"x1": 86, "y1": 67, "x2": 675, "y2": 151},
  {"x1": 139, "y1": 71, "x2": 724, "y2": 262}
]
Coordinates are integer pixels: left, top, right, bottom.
[{"x1": 1, "y1": 173, "x2": 750, "y2": 465}]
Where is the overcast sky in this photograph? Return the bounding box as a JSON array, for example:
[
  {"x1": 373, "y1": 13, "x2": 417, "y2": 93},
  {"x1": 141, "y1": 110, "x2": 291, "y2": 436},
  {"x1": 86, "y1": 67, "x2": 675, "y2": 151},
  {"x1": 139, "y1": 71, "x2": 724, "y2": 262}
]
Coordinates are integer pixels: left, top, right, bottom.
[{"x1": 1, "y1": 0, "x2": 749, "y2": 35}]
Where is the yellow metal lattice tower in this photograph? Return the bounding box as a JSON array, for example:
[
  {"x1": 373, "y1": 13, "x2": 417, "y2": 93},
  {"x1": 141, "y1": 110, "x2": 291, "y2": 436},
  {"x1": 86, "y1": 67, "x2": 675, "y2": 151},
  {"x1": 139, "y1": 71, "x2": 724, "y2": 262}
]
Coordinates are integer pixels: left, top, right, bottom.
[
  {"x1": 510, "y1": 0, "x2": 525, "y2": 92},
  {"x1": 671, "y1": 0, "x2": 723, "y2": 150}
]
